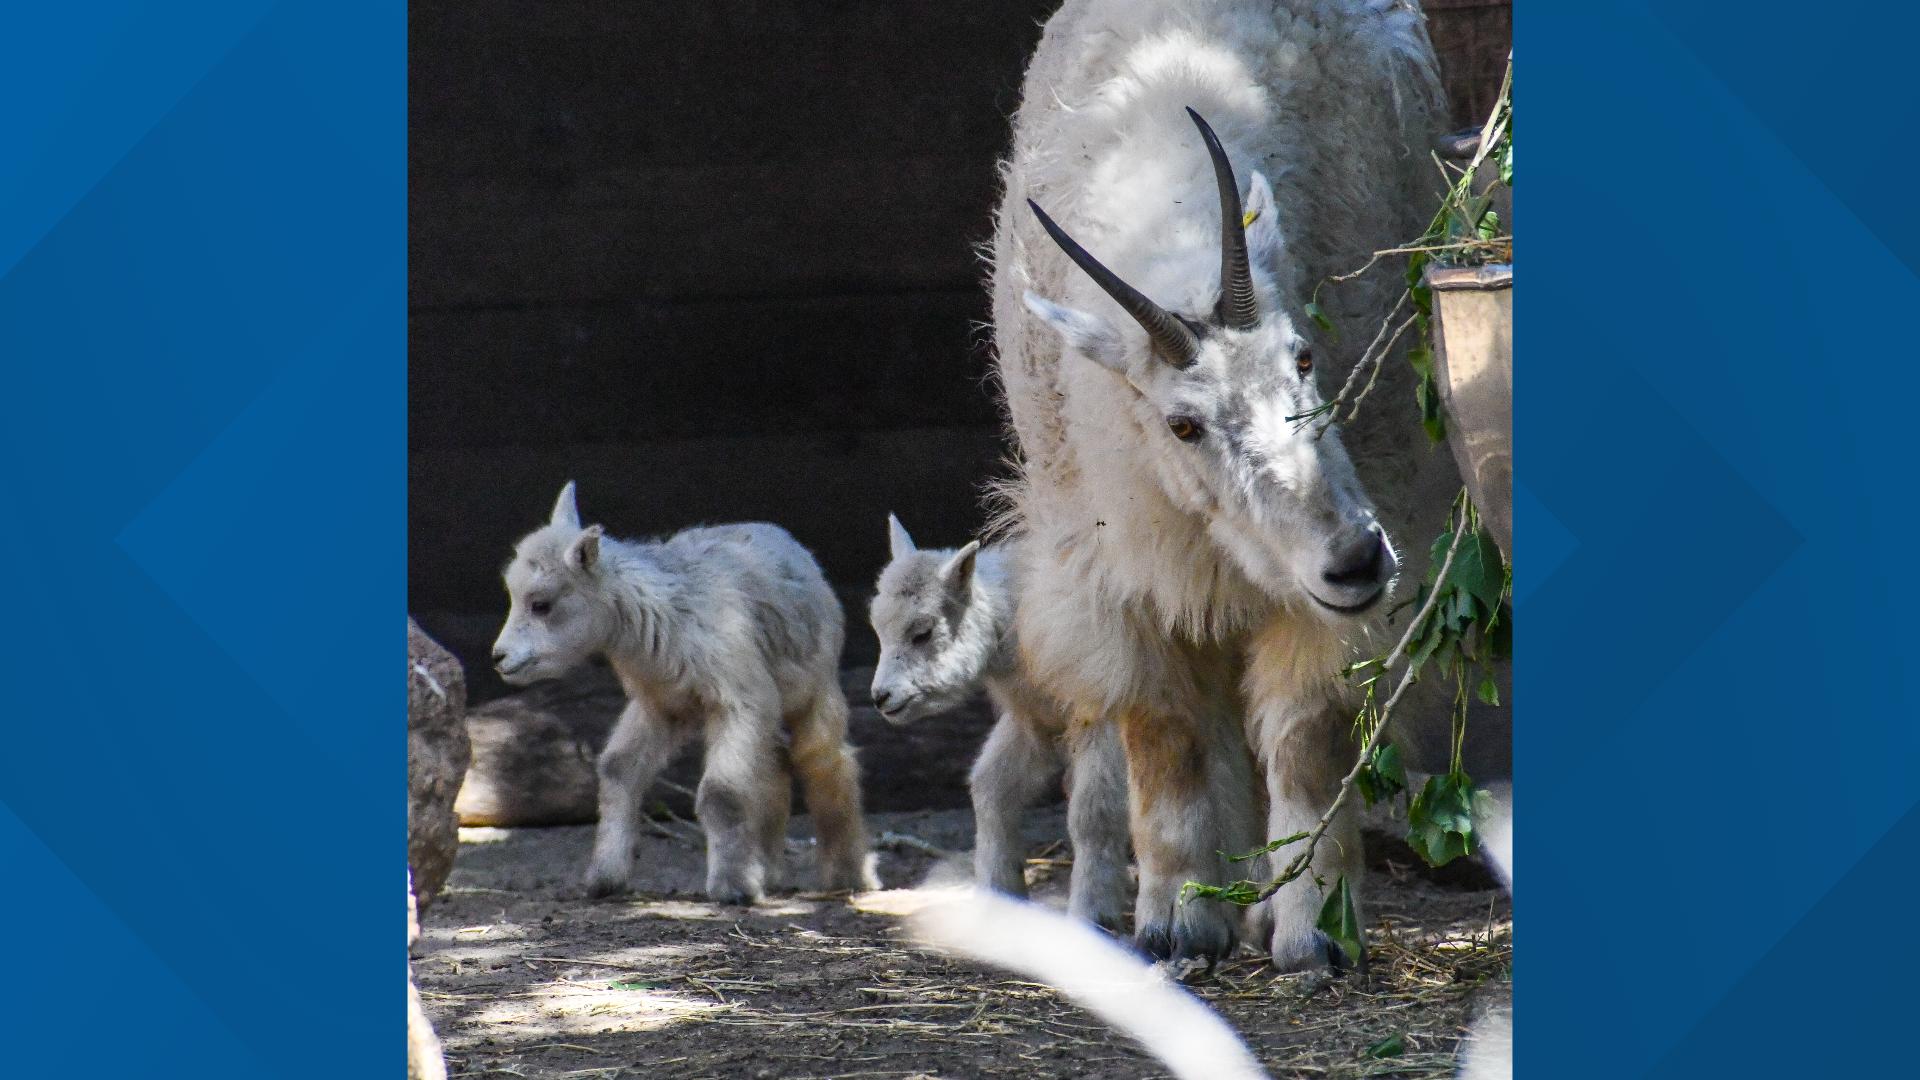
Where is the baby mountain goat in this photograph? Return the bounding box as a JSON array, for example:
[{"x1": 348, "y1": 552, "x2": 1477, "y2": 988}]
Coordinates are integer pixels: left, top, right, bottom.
[
  {"x1": 868, "y1": 516, "x2": 1130, "y2": 929},
  {"x1": 492, "y1": 482, "x2": 878, "y2": 902}
]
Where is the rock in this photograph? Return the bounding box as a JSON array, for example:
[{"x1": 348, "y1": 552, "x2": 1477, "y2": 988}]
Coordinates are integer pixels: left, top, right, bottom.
[
  {"x1": 409, "y1": 619, "x2": 471, "y2": 908},
  {"x1": 456, "y1": 667, "x2": 623, "y2": 827},
  {"x1": 453, "y1": 662, "x2": 1003, "y2": 828},
  {"x1": 408, "y1": 872, "x2": 448, "y2": 1080}
]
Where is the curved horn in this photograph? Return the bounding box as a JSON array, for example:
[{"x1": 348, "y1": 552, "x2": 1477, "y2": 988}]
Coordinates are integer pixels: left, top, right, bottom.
[
  {"x1": 1187, "y1": 108, "x2": 1258, "y2": 330},
  {"x1": 1027, "y1": 199, "x2": 1200, "y2": 368}
]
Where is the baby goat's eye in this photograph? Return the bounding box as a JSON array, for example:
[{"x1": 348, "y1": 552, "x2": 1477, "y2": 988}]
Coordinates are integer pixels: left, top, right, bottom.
[
  {"x1": 910, "y1": 628, "x2": 934, "y2": 647},
  {"x1": 1296, "y1": 347, "x2": 1314, "y2": 376},
  {"x1": 1167, "y1": 416, "x2": 1203, "y2": 442},
  {"x1": 529, "y1": 599, "x2": 553, "y2": 617}
]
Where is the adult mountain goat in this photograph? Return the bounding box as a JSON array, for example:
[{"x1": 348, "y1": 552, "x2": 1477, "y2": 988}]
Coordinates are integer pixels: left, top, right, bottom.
[{"x1": 991, "y1": 0, "x2": 1453, "y2": 968}]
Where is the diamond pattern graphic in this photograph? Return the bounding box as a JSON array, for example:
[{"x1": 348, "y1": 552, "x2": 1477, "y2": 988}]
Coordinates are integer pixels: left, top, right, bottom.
[{"x1": 0, "y1": 2, "x2": 400, "y2": 1074}]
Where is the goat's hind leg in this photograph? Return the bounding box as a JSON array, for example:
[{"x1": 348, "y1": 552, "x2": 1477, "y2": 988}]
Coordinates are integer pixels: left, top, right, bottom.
[
  {"x1": 789, "y1": 689, "x2": 879, "y2": 892},
  {"x1": 697, "y1": 698, "x2": 785, "y2": 905},
  {"x1": 587, "y1": 702, "x2": 691, "y2": 897}
]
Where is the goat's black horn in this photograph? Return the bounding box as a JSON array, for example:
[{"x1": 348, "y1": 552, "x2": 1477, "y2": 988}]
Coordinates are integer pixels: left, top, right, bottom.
[
  {"x1": 1027, "y1": 199, "x2": 1200, "y2": 368},
  {"x1": 1188, "y1": 108, "x2": 1259, "y2": 331}
]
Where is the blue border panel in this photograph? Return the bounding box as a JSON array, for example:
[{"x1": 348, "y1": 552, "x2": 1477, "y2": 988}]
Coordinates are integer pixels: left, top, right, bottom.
[
  {"x1": 0, "y1": 2, "x2": 400, "y2": 1075},
  {"x1": 1527, "y1": 3, "x2": 1920, "y2": 1076}
]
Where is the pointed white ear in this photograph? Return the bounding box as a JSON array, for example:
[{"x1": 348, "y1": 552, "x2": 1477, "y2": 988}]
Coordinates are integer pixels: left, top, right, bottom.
[
  {"x1": 1243, "y1": 171, "x2": 1285, "y2": 268},
  {"x1": 1023, "y1": 291, "x2": 1129, "y2": 374},
  {"x1": 567, "y1": 524, "x2": 603, "y2": 572},
  {"x1": 939, "y1": 540, "x2": 981, "y2": 594},
  {"x1": 550, "y1": 480, "x2": 581, "y2": 529},
  {"x1": 887, "y1": 514, "x2": 916, "y2": 561}
]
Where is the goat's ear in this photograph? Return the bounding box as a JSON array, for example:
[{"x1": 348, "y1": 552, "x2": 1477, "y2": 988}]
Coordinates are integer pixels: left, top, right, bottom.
[
  {"x1": 551, "y1": 480, "x2": 581, "y2": 529},
  {"x1": 939, "y1": 540, "x2": 981, "y2": 594},
  {"x1": 1024, "y1": 291, "x2": 1128, "y2": 374},
  {"x1": 1243, "y1": 171, "x2": 1285, "y2": 268},
  {"x1": 567, "y1": 524, "x2": 603, "y2": 572},
  {"x1": 887, "y1": 513, "x2": 916, "y2": 561}
]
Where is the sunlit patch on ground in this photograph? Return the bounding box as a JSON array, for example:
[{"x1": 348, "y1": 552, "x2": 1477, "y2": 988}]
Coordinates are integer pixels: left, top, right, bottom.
[{"x1": 419, "y1": 811, "x2": 1510, "y2": 1079}]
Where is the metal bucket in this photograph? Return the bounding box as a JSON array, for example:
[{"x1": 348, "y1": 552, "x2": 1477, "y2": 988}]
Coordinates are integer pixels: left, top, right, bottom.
[{"x1": 1425, "y1": 263, "x2": 1513, "y2": 556}]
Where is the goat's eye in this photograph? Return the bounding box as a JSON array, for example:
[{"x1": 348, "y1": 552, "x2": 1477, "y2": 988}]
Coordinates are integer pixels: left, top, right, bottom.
[
  {"x1": 910, "y1": 628, "x2": 934, "y2": 647},
  {"x1": 1296, "y1": 347, "x2": 1314, "y2": 376},
  {"x1": 1167, "y1": 416, "x2": 1203, "y2": 442},
  {"x1": 529, "y1": 599, "x2": 553, "y2": 617}
]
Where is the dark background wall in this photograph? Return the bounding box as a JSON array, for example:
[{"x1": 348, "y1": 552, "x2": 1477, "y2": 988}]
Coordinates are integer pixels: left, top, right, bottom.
[{"x1": 408, "y1": 0, "x2": 1511, "y2": 701}]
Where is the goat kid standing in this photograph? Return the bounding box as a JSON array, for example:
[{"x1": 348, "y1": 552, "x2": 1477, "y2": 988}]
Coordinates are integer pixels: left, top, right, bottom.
[
  {"x1": 868, "y1": 515, "x2": 1131, "y2": 930},
  {"x1": 492, "y1": 482, "x2": 878, "y2": 902}
]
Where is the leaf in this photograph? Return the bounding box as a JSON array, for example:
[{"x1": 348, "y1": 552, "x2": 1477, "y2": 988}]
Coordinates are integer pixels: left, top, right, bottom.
[
  {"x1": 1227, "y1": 831, "x2": 1310, "y2": 863},
  {"x1": 1444, "y1": 529, "x2": 1509, "y2": 611},
  {"x1": 1181, "y1": 879, "x2": 1263, "y2": 907},
  {"x1": 1304, "y1": 299, "x2": 1337, "y2": 339},
  {"x1": 1316, "y1": 875, "x2": 1364, "y2": 968},
  {"x1": 1477, "y1": 209, "x2": 1501, "y2": 242},
  {"x1": 609, "y1": 979, "x2": 663, "y2": 991},
  {"x1": 1356, "y1": 743, "x2": 1407, "y2": 806},
  {"x1": 1476, "y1": 672, "x2": 1500, "y2": 706},
  {"x1": 1366, "y1": 1033, "x2": 1407, "y2": 1058},
  {"x1": 1406, "y1": 773, "x2": 1479, "y2": 867}
]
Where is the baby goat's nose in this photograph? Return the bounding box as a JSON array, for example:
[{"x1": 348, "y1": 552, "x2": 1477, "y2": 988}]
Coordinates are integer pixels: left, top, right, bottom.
[
  {"x1": 492, "y1": 649, "x2": 510, "y2": 668},
  {"x1": 871, "y1": 689, "x2": 894, "y2": 711},
  {"x1": 1322, "y1": 525, "x2": 1387, "y2": 588}
]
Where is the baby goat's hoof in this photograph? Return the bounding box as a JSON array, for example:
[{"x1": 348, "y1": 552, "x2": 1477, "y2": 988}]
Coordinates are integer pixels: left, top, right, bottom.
[
  {"x1": 706, "y1": 885, "x2": 763, "y2": 906},
  {"x1": 583, "y1": 872, "x2": 630, "y2": 899}
]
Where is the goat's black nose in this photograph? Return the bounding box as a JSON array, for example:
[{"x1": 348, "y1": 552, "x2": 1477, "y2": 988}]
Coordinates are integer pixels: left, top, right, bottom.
[
  {"x1": 1322, "y1": 526, "x2": 1386, "y2": 588},
  {"x1": 492, "y1": 649, "x2": 509, "y2": 667},
  {"x1": 872, "y1": 689, "x2": 894, "y2": 711}
]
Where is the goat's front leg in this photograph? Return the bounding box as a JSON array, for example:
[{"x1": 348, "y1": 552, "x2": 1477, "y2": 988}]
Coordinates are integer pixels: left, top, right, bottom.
[
  {"x1": 696, "y1": 696, "x2": 784, "y2": 904},
  {"x1": 1120, "y1": 706, "x2": 1258, "y2": 966},
  {"x1": 1252, "y1": 703, "x2": 1363, "y2": 973},
  {"x1": 586, "y1": 701, "x2": 691, "y2": 897},
  {"x1": 1064, "y1": 717, "x2": 1131, "y2": 932},
  {"x1": 969, "y1": 711, "x2": 1062, "y2": 896}
]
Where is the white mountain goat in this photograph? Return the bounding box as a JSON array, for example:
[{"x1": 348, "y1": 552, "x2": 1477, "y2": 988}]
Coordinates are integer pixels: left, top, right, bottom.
[
  {"x1": 491, "y1": 482, "x2": 878, "y2": 902},
  {"x1": 867, "y1": 515, "x2": 1131, "y2": 929},
  {"x1": 991, "y1": 0, "x2": 1452, "y2": 968}
]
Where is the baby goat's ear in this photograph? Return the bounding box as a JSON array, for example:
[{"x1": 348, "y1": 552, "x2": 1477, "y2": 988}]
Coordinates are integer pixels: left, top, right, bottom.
[
  {"x1": 940, "y1": 540, "x2": 981, "y2": 594},
  {"x1": 1024, "y1": 292, "x2": 1128, "y2": 374},
  {"x1": 550, "y1": 480, "x2": 582, "y2": 529},
  {"x1": 567, "y1": 524, "x2": 603, "y2": 573},
  {"x1": 887, "y1": 513, "x2": 916, "y2": 562}
]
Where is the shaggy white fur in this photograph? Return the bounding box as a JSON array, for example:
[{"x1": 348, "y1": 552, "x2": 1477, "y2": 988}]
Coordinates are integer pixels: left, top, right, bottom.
[
  {"x1": 492, "y1": 482, "x2": 878, "y2": 902},
  {"x1": 868, "y1": 517, "x2": 1130, "y2": 929},
  {"x1": 989, "y1": 0, "x2": 1453, "y2": 968}
]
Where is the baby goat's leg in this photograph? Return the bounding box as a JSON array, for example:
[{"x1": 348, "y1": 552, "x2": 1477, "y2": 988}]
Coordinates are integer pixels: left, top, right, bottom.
[
  {"x1": 586, "y1": 701, "x2": 690, "y2": 897},
  {"x1": 789, "y1": 689, "x2": 878, "y2": 892},
  {"x1": 1064, "y1": 718, "x2": 1131, "y2": 931},
  {"x1": 697, "y1": 698, "x2": 783, "y2": 905},
  {"x1": 969, "y1": 712, "x2": 1060, "y2": 897},
  {"x1": 755, "y1": 753, "x2": 793, "y2": 894}
]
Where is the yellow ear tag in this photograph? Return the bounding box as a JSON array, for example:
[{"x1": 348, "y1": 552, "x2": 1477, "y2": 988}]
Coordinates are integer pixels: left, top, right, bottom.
[{"x1": 1242, "y1": 208, "x2": 1261, "y2": 228}]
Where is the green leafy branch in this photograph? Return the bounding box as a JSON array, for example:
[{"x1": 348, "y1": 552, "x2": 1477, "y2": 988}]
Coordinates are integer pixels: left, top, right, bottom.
[{"x1": 1300, "y1": 56, "x2": 1512, "y2": 444}]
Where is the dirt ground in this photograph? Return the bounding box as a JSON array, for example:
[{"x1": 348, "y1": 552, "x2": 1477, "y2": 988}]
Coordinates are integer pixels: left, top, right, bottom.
[{"x1": 416, "y1": 807, "x2": 1511, "y2": 1080}]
